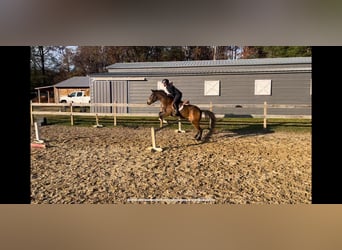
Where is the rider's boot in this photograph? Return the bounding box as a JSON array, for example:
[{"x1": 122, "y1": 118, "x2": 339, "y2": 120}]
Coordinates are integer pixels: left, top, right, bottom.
[
  {"x1": 172, "y1": 104, "x2": 180, "y2": 116},
  {"x1": 174, "y1": 106, "x2": 180, "y2": 116}
]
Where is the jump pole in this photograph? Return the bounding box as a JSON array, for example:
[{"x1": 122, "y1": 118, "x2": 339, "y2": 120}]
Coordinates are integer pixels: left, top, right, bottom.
[
  {"x1": 147, "y1": 127, "x2": 163, "y2": 152},
  {"x1": 93, "y1": 113, "x2": 103, "y2": 128},
  {"x1": 31, "y1": 122, "x2": 46, "y2": 148},
  {"x1": 176, "y1": 118, "x2": 185, "y2": 133}
]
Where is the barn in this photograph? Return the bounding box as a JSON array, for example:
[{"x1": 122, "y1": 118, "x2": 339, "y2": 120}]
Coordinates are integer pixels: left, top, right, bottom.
[{"x1": 89, "y1": 57, "x2": 311, "y2": 117}]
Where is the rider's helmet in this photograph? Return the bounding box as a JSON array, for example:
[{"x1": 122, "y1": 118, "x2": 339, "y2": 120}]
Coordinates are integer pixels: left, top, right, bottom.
[{"x1": 162, "y1": 79, "x2": 169, "y2": 85}]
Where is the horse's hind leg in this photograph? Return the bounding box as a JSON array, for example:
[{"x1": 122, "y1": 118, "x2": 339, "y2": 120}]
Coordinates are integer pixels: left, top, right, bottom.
[
  {"x1": 193, "y1": 123, "x2": 203, "y2": 140},
  {"x1": 196, "y1": 128, "x2": 203, "y2": 140}
]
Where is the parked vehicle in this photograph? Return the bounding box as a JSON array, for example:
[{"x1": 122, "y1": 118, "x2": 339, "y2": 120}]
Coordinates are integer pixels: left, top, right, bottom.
[{"x1": 59, "y1": 91, "x2": 90, "y2": 103}]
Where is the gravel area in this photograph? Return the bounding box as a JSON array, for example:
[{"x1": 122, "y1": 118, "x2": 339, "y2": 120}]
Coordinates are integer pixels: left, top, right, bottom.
[{"x1": 31, "y1": 124, "x2": 311, "y2": 204}]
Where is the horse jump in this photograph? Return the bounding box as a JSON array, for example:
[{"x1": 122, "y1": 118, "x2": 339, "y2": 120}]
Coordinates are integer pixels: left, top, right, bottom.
[
  {"x1": 147, "y1": 127, "x2": 163, "y2": 152},
  {"x1": 147, "y1": 89, "x2": 216, "y2": 141}
]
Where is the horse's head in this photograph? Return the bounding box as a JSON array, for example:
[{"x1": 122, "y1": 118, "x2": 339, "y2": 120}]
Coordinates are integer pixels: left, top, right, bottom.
[{"x1": 147, "y1": 89, "x2": 159, "y2": 105}]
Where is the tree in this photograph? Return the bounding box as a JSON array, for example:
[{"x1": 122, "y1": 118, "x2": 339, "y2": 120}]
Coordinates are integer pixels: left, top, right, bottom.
[
  {"x1": 241, "y1": 46, "x2": 312, "y2": 59},
  {"x1": 30, "y1": 46, "x2": 67, "y2": 91}
]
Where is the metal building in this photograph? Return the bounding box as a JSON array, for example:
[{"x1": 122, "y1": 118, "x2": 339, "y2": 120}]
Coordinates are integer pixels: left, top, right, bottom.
[{"x1": 89, "y1": 57, "x2": 311, "y2": 117}]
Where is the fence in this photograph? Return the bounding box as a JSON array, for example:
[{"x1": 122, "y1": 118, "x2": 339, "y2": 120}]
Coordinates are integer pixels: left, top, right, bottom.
[{"x1": 30, "y1": 101, "x2": 311, "y2": 128}]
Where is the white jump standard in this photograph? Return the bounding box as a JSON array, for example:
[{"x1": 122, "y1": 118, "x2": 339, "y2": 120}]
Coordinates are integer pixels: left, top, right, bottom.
[
  {"x1": 175, "y1": 118, "x2": 186, "y2": 133},
  {"x1": 147, "y1": 127, "x2": 163, "y2": 152},
  {"x1": 31, "y1": 122, "x2": 46, "y2": 148}
]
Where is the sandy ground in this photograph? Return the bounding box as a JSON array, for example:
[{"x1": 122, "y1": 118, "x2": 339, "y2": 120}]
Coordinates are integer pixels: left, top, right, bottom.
[{"x1": 30, "y1": 124, "x2": 311, "y2": 204}]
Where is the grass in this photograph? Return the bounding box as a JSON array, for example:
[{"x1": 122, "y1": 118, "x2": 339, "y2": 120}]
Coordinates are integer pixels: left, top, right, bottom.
[{"x1": 33, "y1": 115, "x2": 312, "y2": 134}]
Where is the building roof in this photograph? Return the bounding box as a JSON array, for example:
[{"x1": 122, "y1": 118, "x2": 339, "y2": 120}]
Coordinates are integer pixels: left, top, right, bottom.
[
  {"x1": 90, "y1": 57, "x2": 311, "y2": 78},
  {"x1": 54, "y1": 76, "x2": 90, "y2": 88},
  {"x1": 106, "y1": 57, "x2": 311, "y2": 69}
]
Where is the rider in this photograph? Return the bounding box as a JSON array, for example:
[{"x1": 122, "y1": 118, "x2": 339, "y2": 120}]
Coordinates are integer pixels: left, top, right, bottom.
[{"x1": 162, "y1": 79, "x2": 182, "y2": 116}]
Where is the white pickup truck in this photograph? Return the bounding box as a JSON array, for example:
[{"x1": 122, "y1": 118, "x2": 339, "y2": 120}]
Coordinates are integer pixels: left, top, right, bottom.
[{"x1": 59, "y1": 91, "x2": 91, "y2": 103}]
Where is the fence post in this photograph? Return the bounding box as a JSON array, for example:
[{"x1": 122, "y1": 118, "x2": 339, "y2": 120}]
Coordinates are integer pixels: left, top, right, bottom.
[
  {"x1": 209, "y1": 101, "x2": 213, "y2": 112},
  {"x1": 263, "y1": 101, "x2": 267, "y2": 129},
  {"x1": 113, "y1": 101, "x2": 117, "y2": 126},
  {"x1": 30, "y1": 100, "x2": 33, "y2": 126},
  {"x1": 70, "y1": 103, "x2": 74, "y2": 126},
  {"x1": 160, "y1": 103, "x2": 163, "y2": 128}
]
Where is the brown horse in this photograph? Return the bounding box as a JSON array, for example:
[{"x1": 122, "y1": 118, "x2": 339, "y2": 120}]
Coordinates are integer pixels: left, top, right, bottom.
[{"x1": 147, "y1": 89, "x2": 216, "y2": 140}]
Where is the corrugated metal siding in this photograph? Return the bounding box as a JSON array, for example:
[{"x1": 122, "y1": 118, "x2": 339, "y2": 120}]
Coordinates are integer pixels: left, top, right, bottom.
[
  {"x1": 90, "y1": 80, "x2": 110, "y2": 113},
  {"x1": 112, "y1": 80, "x2": 128, "y2": 113},
  {"x1": 129, "y1": 80, "x2": 161, "y2": 114},
  {"x1": 131, "y1": 73, "x2": 311, "y2": 116},
  {"x1": 90, "y1": 80, "x2": 128, "y2": 113}
]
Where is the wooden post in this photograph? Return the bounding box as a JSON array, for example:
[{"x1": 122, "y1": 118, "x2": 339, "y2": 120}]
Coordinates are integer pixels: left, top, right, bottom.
[
  {"x1": 113, "y1": 101, "x2": 117, "y2": 126},
  {"x1": 263, "y1": 101, "x2": 267, "y2": 129},
  {"x1": 209, "y1": 102, "x2": 213, "y2": 128},
  {"x1": 38, "y1": 89, "x2": 41, "y2": 103},
  {"x1": 70, "y1": 103, "x2": 74, "y2": 126},
  {"x1": 30, "y1": 100, "x2": 33, "y2": 126},
  {"x1": 160, "y1": 103, "x2": 163, "y2": 128}
]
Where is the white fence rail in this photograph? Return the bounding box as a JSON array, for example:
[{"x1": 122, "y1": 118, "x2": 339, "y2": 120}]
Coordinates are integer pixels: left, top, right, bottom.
[{"x1": 30, "y1": 101, "x2": 311, "y2": 128}]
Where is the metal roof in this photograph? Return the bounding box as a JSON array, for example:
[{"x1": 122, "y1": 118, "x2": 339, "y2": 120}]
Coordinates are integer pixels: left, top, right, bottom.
[
  {"x1": 90, "y1": 66, "x2": 311, "y2": 78},
  {"x1": 106, "y1": 57, "x2": 311, "y2": 69},
  {"x1": 34, "y1": 85, "x2": 55, "y2": 90},
  {"x1": 54, "y1": 76, "x2": 90, "y2": 88}
]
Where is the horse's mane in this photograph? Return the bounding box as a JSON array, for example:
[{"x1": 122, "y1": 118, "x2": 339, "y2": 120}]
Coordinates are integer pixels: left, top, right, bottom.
[
  {"x1": 152, "y1": 89, "x2": 171, "y2": 98},
  {"x1": 152, "y1": 89, "x2": 167, "y2": 95}
]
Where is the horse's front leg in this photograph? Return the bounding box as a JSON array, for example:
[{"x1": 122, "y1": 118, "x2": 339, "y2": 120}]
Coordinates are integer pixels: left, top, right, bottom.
[{"x1": 158, "y1": 111, "x2": 168, "y2": 124}]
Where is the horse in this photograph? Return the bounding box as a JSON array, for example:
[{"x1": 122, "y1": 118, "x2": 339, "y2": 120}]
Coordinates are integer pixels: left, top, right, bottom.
[{"x1": 146, "y1": 89, "x2": 216, "y2": 141}]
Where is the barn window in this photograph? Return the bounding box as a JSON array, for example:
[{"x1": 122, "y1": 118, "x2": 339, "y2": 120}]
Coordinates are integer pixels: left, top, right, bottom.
[
  {"x1": 254, "y1": 79, "x2": 272, "y2": 95},
  {"x1": 204, "y1": 80, "x2": 220, "y2": 96}
]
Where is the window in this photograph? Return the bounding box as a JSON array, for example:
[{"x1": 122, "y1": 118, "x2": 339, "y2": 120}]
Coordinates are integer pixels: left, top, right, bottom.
[
  {"x1": 254, "y1": 79, "x2": 272, "y2": 95},
  {"x1": 204, "y1": 80, "x2": 220, "y2": 96}
]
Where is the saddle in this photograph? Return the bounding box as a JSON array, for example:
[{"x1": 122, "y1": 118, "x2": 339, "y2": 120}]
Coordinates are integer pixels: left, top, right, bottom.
[
  {"x1": 171, "y1": 100, "x2": 190, "y2": 116},
  {"x1": 178, "y1": 100, "x2": 190, "y2": 111}
]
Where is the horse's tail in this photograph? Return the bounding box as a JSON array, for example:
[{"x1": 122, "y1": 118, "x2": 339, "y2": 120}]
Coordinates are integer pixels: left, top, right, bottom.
[{"x1": 202, "y1": 110, "x2": 216, "y2": 131}]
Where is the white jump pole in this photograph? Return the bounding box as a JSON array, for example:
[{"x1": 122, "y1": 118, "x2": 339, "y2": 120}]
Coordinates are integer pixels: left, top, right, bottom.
[
  {"x1": 93, "y1": 113, "x2": 103, "y2": 128},
  {"x1": 176, "y1": 118, "x2": 186, "y2": 133},
  {"x1": 31, "y1": 122, "x2": 45, "y2": 148},
  {"x1": 34, "y1": 122, "x2": 44, "y2": 143},
  {"x1": 147, "y1": 127, "x2": 163, "y2": 152}
]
